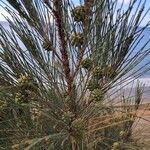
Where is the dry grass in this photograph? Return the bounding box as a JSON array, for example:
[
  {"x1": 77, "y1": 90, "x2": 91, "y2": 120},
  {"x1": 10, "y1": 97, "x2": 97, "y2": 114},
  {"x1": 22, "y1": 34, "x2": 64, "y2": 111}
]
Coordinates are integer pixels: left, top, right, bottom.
[{"x1": 133, "y1": 103, "x2": 150, "y2": 150}]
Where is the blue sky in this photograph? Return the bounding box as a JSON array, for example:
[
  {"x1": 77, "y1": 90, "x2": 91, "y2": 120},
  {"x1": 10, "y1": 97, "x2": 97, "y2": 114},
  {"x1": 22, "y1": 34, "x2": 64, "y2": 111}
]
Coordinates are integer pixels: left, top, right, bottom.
[{"x1": 0, "y1": 0, "x2": 150, "y2": 26}]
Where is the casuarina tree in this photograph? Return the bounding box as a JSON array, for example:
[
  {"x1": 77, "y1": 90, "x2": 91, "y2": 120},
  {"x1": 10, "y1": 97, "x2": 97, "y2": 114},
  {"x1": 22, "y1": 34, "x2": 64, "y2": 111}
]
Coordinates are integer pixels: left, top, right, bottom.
[{"x1": 0, "y1": 0, "x2": 150, "y2": 149}]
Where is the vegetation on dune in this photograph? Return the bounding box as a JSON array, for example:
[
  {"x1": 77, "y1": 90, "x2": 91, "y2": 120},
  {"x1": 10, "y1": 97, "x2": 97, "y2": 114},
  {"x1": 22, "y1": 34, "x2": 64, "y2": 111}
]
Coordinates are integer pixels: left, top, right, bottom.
[{"x1": 0, "y1": 0, "x2": 150, "y2": 149}]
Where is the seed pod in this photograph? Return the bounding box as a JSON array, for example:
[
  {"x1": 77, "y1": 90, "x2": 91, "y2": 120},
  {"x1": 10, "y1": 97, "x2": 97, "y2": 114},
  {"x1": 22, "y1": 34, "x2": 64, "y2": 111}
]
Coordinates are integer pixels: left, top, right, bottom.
[
  {"x1": 42, "y1": 40, "x2": 53, "y2": 51},
  {"x1": 81, "y1": 58, "x2": 93, "y2": 70},
  {"x1": 12, "y1": 144, "x2": 20, "y2": 150},
  {"x1": 15, "y1": 92, "x2": 28, "y2": 104},
  {"x1": 18, "y1": 74, "x2": 29, "y2": 88},
  {"x1": 18, "y1": 74, "x2": 37, "y2": 92},
  {"x1": 112, "y1": 142, "x2": 120, "y2": 149},
  {"x1": 72, "y1": 6, "x2": 86, "y2": 22},
  {"x1": 30, "y1": 107, "x2": 42, "y2": 120},
  {"x1": 119, "y1": 130, "x2": 127, "y2": 138},
  {"x1": 62, "y1": 111, "x2": 75, "y2": 124},
  {"x1": 70, "y1": 32, "x2": 84, "y2": 47},
  {"x1": 92, "y1": 67, "x2": 103, "y2": 79},
  {"x1": 91, "y1": 88, "x2": 104, "y2": 101},
  {"x1": 87, "y1": 79, "x2": 99, "y2": 91}
]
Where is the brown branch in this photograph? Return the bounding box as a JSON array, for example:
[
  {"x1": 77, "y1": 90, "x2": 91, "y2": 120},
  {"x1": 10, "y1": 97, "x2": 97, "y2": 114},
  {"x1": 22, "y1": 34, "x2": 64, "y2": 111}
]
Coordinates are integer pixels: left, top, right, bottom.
[
  {"x1": 73, "y1": 46, "x2": 85, "y2": 78},
  {"x1": 44, "y1": 0, "x2": 73, "y2": 93}
]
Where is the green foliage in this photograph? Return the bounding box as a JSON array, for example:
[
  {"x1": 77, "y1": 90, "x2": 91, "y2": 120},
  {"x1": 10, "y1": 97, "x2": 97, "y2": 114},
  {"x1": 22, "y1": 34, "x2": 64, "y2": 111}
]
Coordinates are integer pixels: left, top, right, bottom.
[{"x1": 0, "y1": 0, "x2": 150, "y2": 149}]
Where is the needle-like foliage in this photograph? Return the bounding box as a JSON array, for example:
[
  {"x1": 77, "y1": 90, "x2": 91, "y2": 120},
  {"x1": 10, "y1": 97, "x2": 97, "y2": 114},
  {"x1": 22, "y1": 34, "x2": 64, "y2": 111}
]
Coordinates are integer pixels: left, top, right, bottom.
[{"x1": 0, "y1": 0, "x2": 150, "y2": 149}]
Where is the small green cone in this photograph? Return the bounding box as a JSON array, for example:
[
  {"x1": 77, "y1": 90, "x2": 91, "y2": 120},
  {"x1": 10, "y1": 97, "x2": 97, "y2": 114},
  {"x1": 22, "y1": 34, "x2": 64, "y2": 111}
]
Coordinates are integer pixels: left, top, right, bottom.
[
  {"x1": 87, "y1": 79, "x2": 99, "y2": 91},
  {"x1": 62, "y1": 111, "x2": 75, "y2": 124},
  {"x1": 72, "y1": 6, "x2": 86, "y2": 22},
  {"x1": 112, "y1": 142, "x2": 120, "y2": 150},
  {"x1": 81, "y1": 58, "x2": 93, "y2": 70},
  {"x1": 18, "y1": 74, "x2": 29, "y2": 86},
  {"x1": 42, "y1": 40, "x2": 53, "y2": 51},
  {"x1": 91, "y1": 88, "x2": 104, "y2": 101},
  {"x1": 15, "y1": 92, "x2": 28, "y2": 104},
  {"x1": 70, "y1": 32, "x2": 84, "y2": 47},
  {"x1": 92, "y1": 67, "x2": 103, "y2": 79}
]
